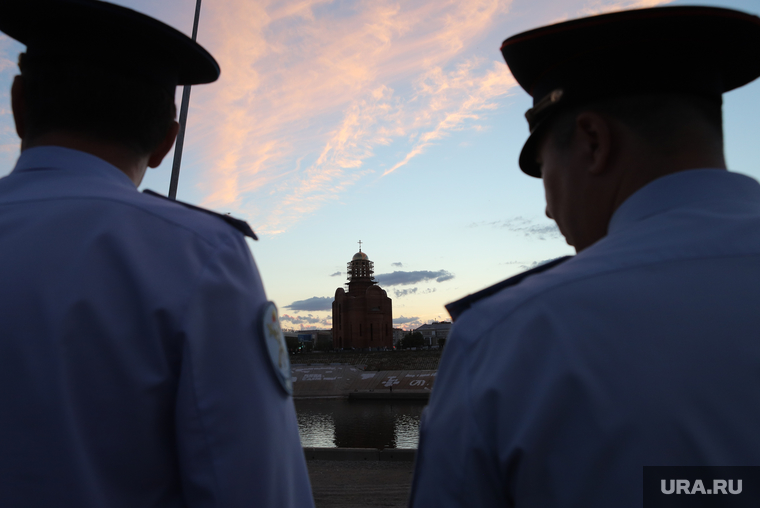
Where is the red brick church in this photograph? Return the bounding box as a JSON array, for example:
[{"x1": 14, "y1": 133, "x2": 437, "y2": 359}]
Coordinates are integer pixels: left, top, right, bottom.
[{"x1": 332, "y1": 245, "x2": 393, "y2": 349}]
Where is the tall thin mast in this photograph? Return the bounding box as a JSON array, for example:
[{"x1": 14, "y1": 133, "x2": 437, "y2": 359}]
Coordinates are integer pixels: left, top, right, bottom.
[{"x1": 168, "y1": 0, "x2": 203, "y2": 200}]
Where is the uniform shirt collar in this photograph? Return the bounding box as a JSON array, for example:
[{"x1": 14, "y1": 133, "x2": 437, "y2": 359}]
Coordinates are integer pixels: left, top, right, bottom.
[
  {"x1": 608, "y1": 169, "x2": 760, "y2": 235},
  {"x1": 11, "y1": 146, "x2": 137, "y2": 189}
]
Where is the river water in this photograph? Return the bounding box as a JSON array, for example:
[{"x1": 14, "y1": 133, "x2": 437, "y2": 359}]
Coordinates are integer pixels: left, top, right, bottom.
[{"x1": 294, "y1": 399, "x2": 427, "y2": 449}]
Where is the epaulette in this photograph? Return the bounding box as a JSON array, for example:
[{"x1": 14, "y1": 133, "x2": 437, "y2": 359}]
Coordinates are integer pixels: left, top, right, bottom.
[
  {"x1": 445, "y1": 256, "x2": 572, "y2": 321},
  {"x1": 143, "y1": 189, "x2": 258, "y2": 240}
]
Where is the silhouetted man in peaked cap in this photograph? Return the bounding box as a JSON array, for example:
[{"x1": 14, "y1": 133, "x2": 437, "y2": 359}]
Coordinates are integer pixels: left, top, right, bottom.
[
  {"x1": 0, "y1": 1, "x2": 314, "y2": 507},
  {"x1": 411, "y1": 6, "x2": 760, "y2": 507}
]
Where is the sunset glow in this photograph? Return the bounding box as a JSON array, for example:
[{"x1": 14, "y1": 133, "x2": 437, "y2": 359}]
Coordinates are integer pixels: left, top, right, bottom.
[{"x1": 0, "y1": 0, "x2": 758, "y2": 331}]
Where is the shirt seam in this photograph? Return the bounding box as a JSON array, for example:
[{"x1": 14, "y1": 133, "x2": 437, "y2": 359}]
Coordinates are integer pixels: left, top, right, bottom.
[
  {"x1": 471, "y1": 250, "x2": 760, "y2": 339},
  {"x1": 12, "y1": 146, "x2": 135, "y2": 182},
  {"x1": 607, "y1": 169, "x2": 759, "y2": 233},
  {"x1": 463, "y1": 342, "x2": 484, "y2": 504},
  {"x1": 609, "y1": 193, "x2": 760, "y2": 234},
  {"x1": 175, "y1": 234, "x2": 240, "y2": 507}
]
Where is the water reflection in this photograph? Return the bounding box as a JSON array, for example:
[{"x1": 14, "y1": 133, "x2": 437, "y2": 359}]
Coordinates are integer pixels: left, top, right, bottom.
[{"x1": 295, "y1": 398, "x2": 426, "y2": 449}]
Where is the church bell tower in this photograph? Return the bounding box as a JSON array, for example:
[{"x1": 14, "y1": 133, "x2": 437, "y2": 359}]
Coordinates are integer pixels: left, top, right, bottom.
[{"x1": 332, "y1": 243, "x2": 393, "y2": 350}]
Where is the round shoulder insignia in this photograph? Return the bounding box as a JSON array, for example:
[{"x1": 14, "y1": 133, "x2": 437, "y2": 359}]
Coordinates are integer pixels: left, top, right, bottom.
[{"x1": 260, "y1": 302, "x2": 292, "y2": 395}]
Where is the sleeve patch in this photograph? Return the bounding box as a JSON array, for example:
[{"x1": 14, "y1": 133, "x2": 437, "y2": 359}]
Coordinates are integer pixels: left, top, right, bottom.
[{"x1": 260, "y1": 302, "x2": 292, "y2": 395}]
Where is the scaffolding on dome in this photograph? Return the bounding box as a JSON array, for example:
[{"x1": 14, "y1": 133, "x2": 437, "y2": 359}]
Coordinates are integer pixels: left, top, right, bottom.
[{"x1": 347, "y1": 258, "x2": 374, "y2": 280}]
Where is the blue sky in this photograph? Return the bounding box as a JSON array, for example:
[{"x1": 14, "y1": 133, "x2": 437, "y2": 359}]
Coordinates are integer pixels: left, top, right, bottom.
[{"x1": 0, "y1": 0, "x2": 758, "y2": 330}]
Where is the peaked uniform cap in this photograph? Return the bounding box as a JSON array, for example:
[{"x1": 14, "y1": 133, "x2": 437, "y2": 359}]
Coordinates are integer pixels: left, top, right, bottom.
[
  {"x1": 0, "y1": 0, "x2": 220, "y2": 87},
  {"x1": 500, "y1": 6, "x2": 760, "y2": 177}
]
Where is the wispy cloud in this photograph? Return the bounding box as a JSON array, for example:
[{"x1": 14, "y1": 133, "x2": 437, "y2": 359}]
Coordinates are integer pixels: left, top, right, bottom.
[
  {"x1": 394, "y1": 287, "x2": 436, "y2": 298},
  {"x1": 376, "y1": 269, "x2": 454, "y2": 286},
  {"x1": 394, "y1": 315, "x2": 422, "y2": 327},
  {"x1": 380, "y1": 59, "x2": 516, "y2": 177},
  {"x1": 284, "y1": 296, "x2": 333, "y2": 312},
  {"x1": 394, "y1": 288, "x2": 416, "y2": 298},
  {"x1": 188, "y1": 0, "x2": 514, "y2": 233},
  {"x1": 520, "y1": 257, "x2": 566, "y2": 269},
  {"x1": 469, "y1": 216, "x2": 561, "y2": 240},
  {"x1": 281, "y1": 313, "x2": 332, "y2": 329},
  {"x1": 282, "y1": 313, "x2": 323, "y2": 324},
  {"x1": 579, "y1": 0, "x2": 674, "y2": 16},
  {"x1": 0, "y1": 35, "x2": 21, "y2": 170},
  {"x1": 329, "y1": 271, "x2": 342, "y2": 277},
  {"x1": 391, "y1": 262, "x2": 403, "y2": 267}
]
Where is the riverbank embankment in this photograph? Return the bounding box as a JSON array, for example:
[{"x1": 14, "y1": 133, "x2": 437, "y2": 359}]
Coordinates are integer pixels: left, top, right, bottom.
[
  {"x1": 291, "y1": 349, "x2": 442, "y2": 371},
  {"x1": 305, "y1": 448, "x2": 416, "y2": 507},
  {"x1": 304, "y1": 447, "x2": 415, "y2": 461},
  {"x1": 292, "y1": 365, "x2": 437, "y2": 399},
  {"x1": 295, "y1": 352, "x2": 433, "y2": 506},
  {"x1": 291, "y1": 350, "x2": 441, "y2": 399},
  {"x1": 307, "y1": 460, "x2": 414, "y2": 508}
]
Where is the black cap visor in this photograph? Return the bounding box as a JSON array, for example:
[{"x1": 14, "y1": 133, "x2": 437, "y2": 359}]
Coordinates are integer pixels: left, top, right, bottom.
[
  {"x1": 0, "y1": 0, "x2": 220, "y2": 86},
  {"x1": 502, "y1": 6, "x2": 760, "y2": 177}
]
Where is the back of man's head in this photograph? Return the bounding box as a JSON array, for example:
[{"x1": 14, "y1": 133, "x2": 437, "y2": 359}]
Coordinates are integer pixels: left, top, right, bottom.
[
  {"x1": 501, "y1": 6, "x2": 760, "y2": 178},
  {"x1": 549, "y1": 93, "x2": 725, "y2": 165},
  {"x1": 533, "y1": 92, "x2": 728, "y2": 253},
  {"x1": 18, "y1": 54, "x2": 176, "y2": 157},
  {"x1": 0, "y1": 0, "x2": 220, "y2": 159}
]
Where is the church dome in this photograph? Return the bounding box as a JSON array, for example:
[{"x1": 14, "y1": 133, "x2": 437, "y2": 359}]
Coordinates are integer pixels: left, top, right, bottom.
[{"x1": 352, "y1": 251, "x2": 369, "y2": 261}]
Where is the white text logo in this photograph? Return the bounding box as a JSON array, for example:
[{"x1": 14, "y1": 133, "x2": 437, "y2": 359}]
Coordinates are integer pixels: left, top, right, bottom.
[{"x1": 661, "y1": 479, "x2": 742, "y2": 495}]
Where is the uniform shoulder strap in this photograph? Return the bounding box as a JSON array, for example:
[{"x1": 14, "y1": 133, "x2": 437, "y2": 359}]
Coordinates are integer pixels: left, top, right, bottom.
[
  {"x1": 445, "y1": 256, "x2": 572, "y2": 321},
  {"x1": 143, "y1": 189, "x2": 258, "y2": 240}
]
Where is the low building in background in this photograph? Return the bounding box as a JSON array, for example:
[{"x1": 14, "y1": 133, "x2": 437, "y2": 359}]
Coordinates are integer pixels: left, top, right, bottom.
[
  {"x1": 415, "y1": 322, "x2": 451, "y2": 347},
  {"x1": 300, "y1": 330, "x2": 333, "y2": 350},
  {"x1": 392, "y1": 328, "x2": 406, "y2": 347},
  {"x1": 285, "y1": 329, "x2": 332, "y2": 352}
]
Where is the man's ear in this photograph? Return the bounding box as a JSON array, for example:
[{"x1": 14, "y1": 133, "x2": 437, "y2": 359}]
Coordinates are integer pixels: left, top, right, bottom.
[
  {"x1": 11, "y1": 75, "x2": 26, "y2": 141},
  {"x1": 574, "y1": 111, "x2": 612, "y2": 175},
  {"x1": 147, "y1": 121, "x2": 179, "y2": 168}
]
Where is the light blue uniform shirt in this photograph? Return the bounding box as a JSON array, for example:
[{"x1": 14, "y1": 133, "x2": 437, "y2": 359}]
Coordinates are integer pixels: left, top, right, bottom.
[
  {"x1": 410, "y1": 169, "x2": 760, "y2": 507},
  {"x1": 0, "y1": 147, "x2": 314, "y2": 508}
]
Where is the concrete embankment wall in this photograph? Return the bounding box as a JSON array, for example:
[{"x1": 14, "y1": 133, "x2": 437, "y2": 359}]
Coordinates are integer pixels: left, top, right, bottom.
[
  {"x1": 291, "y1": 364, "x2": 437, "y2": 398},
  {"x1": 291, "y1": 350, "x2": 441, "y2": 372},
  {"x1": 303, "y1": 447, "x2": 416, "y2": 461}
]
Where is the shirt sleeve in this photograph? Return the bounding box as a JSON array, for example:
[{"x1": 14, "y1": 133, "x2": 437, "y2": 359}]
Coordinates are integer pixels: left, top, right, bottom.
[
  {"x1": 409, "y1": 299, "x2": 579, "y2": 508},
  {"x1": 408, "y1": 320, "x2": 510, "y2": 508},
  {"x1": 174, "y1": 233, "x2": 314, "y2": 508}
]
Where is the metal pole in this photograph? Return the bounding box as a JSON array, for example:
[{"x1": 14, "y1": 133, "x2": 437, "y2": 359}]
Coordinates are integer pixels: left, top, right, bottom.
[{"x1": 169, "y1": 0, "x2": 203, "y2": 200}]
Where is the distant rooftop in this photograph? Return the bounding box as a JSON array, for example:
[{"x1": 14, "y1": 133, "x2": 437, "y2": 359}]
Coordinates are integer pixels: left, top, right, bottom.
[{"x1": 417, "y1": 322, "x2": 452, "y2": 330}]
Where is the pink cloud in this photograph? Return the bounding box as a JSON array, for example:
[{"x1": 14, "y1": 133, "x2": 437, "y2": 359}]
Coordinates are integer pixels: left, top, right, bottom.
[
  {"x1": 578, "y1": 0, "x2": 675, "y2": 16},
  {"x1": 179, "y1": 0, "x2": 512, "y2": 233},
  {"x1": 171, "y1": 0, "x2": 673, "y2": 234},
  {"x1": 280, "y1": 312, "x2": 332, "y2": 330}
]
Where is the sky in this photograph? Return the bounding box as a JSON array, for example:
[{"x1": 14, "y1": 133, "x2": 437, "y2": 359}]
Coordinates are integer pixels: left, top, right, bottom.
[{"x1": 0, "y1": 0, "x2": 758, "y2": 330}]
